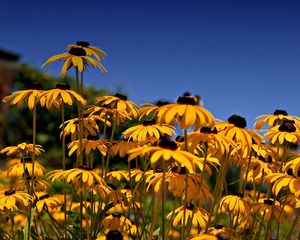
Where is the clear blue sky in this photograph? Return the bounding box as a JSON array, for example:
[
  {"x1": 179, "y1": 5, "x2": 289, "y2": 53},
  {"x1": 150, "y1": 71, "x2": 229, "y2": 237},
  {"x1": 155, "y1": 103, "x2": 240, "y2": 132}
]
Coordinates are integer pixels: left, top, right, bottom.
[{"x1": 1, "y1": 0, "x2": 300, "y2": 127}]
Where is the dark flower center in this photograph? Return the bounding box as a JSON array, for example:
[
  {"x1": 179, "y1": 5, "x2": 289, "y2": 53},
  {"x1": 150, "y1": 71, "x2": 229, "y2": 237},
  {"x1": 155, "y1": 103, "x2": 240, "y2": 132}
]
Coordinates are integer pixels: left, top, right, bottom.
[
  {"x1": 21, "y1": 157, "x2": 33, "y2": 163},
  {"x1": 78, "y1": 165, "x2": 93, "y2": 171},
  {"x1": 264, "y1": 199, "x2": 274, "y2": 205},
  {"x1": 200, "y1": 127, "x2": 217, "y2": 134},
  {"x1": 38, "y1": 194, "x2": 49, "y2": 200},
  {"x1": 214, "y1": 224, "x2": 224, "y2": 229},
  {"x1": 179, "y1": 167, "x2": 187, "y2": 174},
  {"x1": 142, "y1": 119, "x2": 156, "y2": 126},
  {"x1": 4, "y1": 189, "x2": 15, "y2": 196},
  {"x1": 176, "y1": 96, "x2": 195, "y2": 105},
  {"x1": 156, "y1": 100, "x2": 169, "y2": 107},
  {"x1": 76, "y1": 41, "x2": 90, "y2": 47},
  {"x1": 186, "y1": 202, "x2": 195, "y2": 210},
  {"x1": 112, "y1": 212, "x2": 122, "y2": 218},
  {"x1": 114, "y1": 93, "x2": 127, "y2": 101},
  {"x1": 69, "y1": 47, "x2": 86, "y2": 56},
  {"x1": 56, "y1": 83, "x2": 70, "y2": 90},
  {"x1": 278, "y1": 122, "x2": 296, "y2": 132},
  {"x1": 106, "y1": 230, "x2": 123, "y2": 240},
  {"x1": 27, "y1": 82, "x2": 43, "y2": 90},
  {"x1": 245, "y1": 182, "x2": 253, "y2": 191},
  {"x1": 273, "y1": 109, "x2": 288, "y2": 116},
  {"x1": 228, "y1": 115, "x2": 247, "y2": 128},
  {"x1": 87, "y1": 135, "x2": 100, "y2": 141},
  {"x1": 107, "y1": 183, "x2": 117, "y2": 190},
  {"x1": 286, "y1": 168, "x2": 300, "y2": 177},
  {"x1": 124, "y1": 185, "x2": 133, "y2": 190},
  {"x1": 155, "y1": 167, "x2": 163, "y2": 173},
  {"x1": 175, "y1": 135, "x2": 184, "y2": 142},
  {"x1": 183, "y1": 91, "x2": 191, "y2": 96},
  {"x1": 232, "y1": 192, "x2": 244, "y2": 198},
  {"x1": 159, "y1": 140, "x2": 177, "y2": 150}
]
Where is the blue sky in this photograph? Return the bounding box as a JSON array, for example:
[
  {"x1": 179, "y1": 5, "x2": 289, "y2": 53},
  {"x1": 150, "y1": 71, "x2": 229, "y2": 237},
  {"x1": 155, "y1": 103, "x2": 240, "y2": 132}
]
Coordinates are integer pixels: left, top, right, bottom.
[{"x1": 1, "y1": 0, "x2": 300, "y2": 127}]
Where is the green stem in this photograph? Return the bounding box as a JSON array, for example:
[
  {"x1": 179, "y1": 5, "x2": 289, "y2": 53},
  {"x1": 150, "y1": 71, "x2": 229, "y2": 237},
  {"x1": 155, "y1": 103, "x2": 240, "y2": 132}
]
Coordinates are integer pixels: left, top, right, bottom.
[
  {"x1": 61, "y1": 103, "x2": 67, "y2": 238},
  {"x1": 161, "y1": 160, "x2": 166, "y2": 240}
]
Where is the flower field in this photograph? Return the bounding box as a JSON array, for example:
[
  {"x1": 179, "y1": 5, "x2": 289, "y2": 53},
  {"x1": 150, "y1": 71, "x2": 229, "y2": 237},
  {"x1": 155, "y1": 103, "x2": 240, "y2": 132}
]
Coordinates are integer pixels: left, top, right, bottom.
[{"x1": 1, "y1": 41, "x2": 300, "y2": 240}]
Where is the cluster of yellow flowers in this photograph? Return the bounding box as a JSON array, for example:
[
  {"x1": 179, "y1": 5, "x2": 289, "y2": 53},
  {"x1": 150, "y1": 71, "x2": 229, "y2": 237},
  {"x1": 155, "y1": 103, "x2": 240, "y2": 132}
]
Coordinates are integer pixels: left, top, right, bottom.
[{"x1": 1, "y1": 42, "x2": 300, "y2": 240}]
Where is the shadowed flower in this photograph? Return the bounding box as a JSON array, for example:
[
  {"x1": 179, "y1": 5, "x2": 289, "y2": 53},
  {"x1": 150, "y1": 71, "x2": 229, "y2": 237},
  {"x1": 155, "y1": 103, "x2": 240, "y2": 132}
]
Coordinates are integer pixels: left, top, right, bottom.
[
  {"x1": 42, "y1": 46, "x2": 107, "y2": 77},
  {"x1": 207, "y1": 224, "x2": 231, "y2": 240},
  {"x1": 34, "y1": 192, "x2": 63, "y2": 212},
  {"x1": 41, "y1": 83, "x2": 87, "y2": 109},
  {"x1": 138, "y1": 100, "x2": 170, "y2": 120},
  {"x1": 167, "y1": 203, "x2": 209, "y2": 228},
  {"x1": 157, "y1": 95, "x2": 215, "y2": 130},
  {"x1": 2, "y1": 82, "x2": 45, "y2": 110},
  {"x1": 0, "y1": 189, "x2": 32, "y2": 211},
  {"x1": 67, "y1": 41, "x2": 107, "y2": 62},
  {"x1": 1, "y1": 143, "x2": 44, "y2": 158},
  {"x1": 218, "y1": 194, "x2": 250, "y2": 217},
  {"x1": 110, "y1": 140, "x2": 139, "y2": 158},
  {"x1": 7, "y1": 158, "x2": 46, "y2": 178},
  {"x1": 68, "y1": 135, "x2": 108, "y2": 157}
]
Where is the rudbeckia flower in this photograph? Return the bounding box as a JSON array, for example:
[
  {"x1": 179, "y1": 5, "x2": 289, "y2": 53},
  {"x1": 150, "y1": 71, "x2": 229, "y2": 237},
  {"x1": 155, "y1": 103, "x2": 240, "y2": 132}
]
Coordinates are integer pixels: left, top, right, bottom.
[
  {"x1": 47, "y1": 166, "x2": 106, "y2": 188},
  {"x1": 218, "y1": 194, "x2": 250, "y2": 217},
  {"x1": 110, "y1": 140, "x2": 139, "y2": 158},
  {"x1": 255, "y1": 109, "x2": 300, "y2": 130},
  {"x1": 186, "y1": 127, "x2": 237, "y2": 157},
  {"x1": 264, "y1": 171, "x2": 300, "y2": 196},
  {"x1": 61, "y1": 115, "x2": 108, "y2": 141},
  {"x1": 96, "y1": 93, "x2": 139, "y2": 119},
  {"x1": 251, "y1": 198, "x2": 287, "y2": 222},
  {"x1": 167, "y1": 203, "x2": 209, "y2": 229},
  {"x1": 264, "y1": 121, "x2": 300, "y2": 145},
  {"x1": 7, "y1": 158, "x2": 46, "y2": 178},
  {"x1": 284, "y1": 155, "x2": 300, "y2": 176},
  {"x1": 67, "y1": 41, "x2": 106, "y2": 62},
  {"x1": 15, "y1": 177, "x2": 50, "y2": 192},
  {"x1": 34, "y1": 192, "x2": 63, "y2": 212},
  {"x1": 187, "y1": 234, "x2": 220, "y2": 240},
  {"x1": 97, "y1": 230, "x2": 130, "y2": 240},
  {"x1": 41, "y1": 83, "x2": 87, "y2": 109},
  {"x1": 122, "y1": 119, "x2": 176, "y2": 141},
  {"x1": 42, "y1": 46, "x2": 107, "y2": 77},
  {"x1": 128, "y1": 140, "x2": 218, "y2": 173},
  {"x1": 0, "y1": 142, "x2": 44, "y2": 158},
  {"x1": 216, "y1": 115, "x2": 264, "y2": 158},
  {"x1": 138, "y1": 100, "x2": 170, "y2": 120},
  {"x1": 0, "y1": 189, "x2": 32, "y2": 211},
  {"x1": 2, "y1": 82, "x2": 45, "y2": 110},
  {"x1": 207, "y1": 224, "x2": 231, "y2": 239},
  {"x1": 157, "y1": 96, "x2": 215, "y2": 130},
  {"x1": 68, "y1": 135, "x2": 108, "y2": 157},
  {"x1": 106, "y1": 169, "x2": 130, "y2": 183},
  {"x1": 101, "y1": 213, "x2": 132, "y2": 235}
]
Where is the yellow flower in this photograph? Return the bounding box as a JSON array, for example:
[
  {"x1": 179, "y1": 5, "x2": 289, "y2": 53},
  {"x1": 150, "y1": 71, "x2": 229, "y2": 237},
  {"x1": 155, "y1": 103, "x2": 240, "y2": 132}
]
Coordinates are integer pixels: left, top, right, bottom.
[
  {"x1": 2, "y1": 82, "x2": 45, "y2": 110},
  {"x1": 68, "y1": 136, "x2": 108, "y2": 157},
  {"x1": 42, "y1": 46, "x2": 107, "y2": 77},
  {"x1": 0, "y1": 189, "x2": 32, "y2": 211},
  {"x1": 1, "y1": 142, "x2": 44, "y2": 158},
  {"x1": 207, "y1": 224, "x2": 232, "y2": 239},
  {"x1": 97, "y1": 230, "x2": 130, "y2": 240},
  {"x1": 34, "y1": 192, "x2": 63, "y2": 212},
  {"x1": 128, "y1": 140, "x2": 219, "y2": 173},
  {"x1": 218, "y1": 194, "x2": 250, "y2": 217},
  {"x1": 167, "y1": 203, "x2": 209, "y2": 228},
  {"x1": 41, "y1": 83, "x2": 87, "y2": 109},
  {"x1": 15, "y1": 178, "x2": 50, "y2": 192},
  {"x1": 7, "y1": 158, "x2": 46, "y2": 178},
  {"x1": 106, "y1": 169, "x2": 130, "y2": 183},
  {"x1": 110, "y1": 140, "x2": 139, "y2": 158},
  {"x1": 101, "y1": 213, "x2": 132, "y2": 234},
  {"x1": 138, "y1": 100, "x2": 170, "y2": 120},
  {"x1": 61, "y1": 115, "x2": 108, "y2": 141},
  {"x1": 251, "y1": 198, "x2": 286, "y2": 222},
  {"x1": 264, "y1": 121, "x2": 300, "y2": 145},
  {"x1": 264, "y1": 172, "x2": 300, "y2": 196},
  {"x1": 96, "y1": 93, "x2": 139, "y2": 119},
  {"x1": 47, "y1": 166, "x2": 106, "y2": 188},
  {"x1": 188, "y1": 234, "x2": 220, "y2": 240},
  {"x1": 122, "y1": 119, "x2": 176, "y2": 141},
  {"x1": 255, "y1": 109, "x2": 300, "y2": 130},
  {"x1": 186, "y1": 127, "x2": 237, "y2": 157},
  {"x1": 67, "y1": 41, "x2": 106, "y2": 62},
  {"x1": 216, "y1": 115, "x2": 264, "y2": 158},
  {"x1": 157, "y1": 96, "x2": 215, "y2": 130}
]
